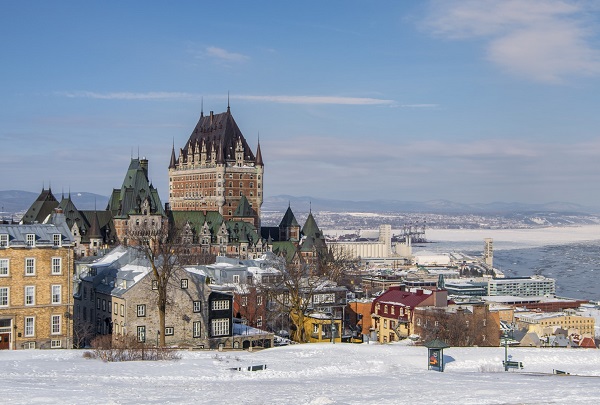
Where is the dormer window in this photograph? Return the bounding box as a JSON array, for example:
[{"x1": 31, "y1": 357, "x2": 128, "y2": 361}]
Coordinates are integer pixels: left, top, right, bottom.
[
  {"x1": 53, "y1": 234, "x2": 61, "y2": 247},
  {"x1": 26, "y1": 234, "x2": 35, "y2": 247},
  {"x1": 0, "y1": 234, "x2": 8, "y2": 248}
]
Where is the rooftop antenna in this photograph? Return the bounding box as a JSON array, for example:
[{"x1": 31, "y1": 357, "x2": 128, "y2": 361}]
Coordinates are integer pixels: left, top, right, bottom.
[
  {"x1": 201, "y1": 96, "x2": 204, "y2": 118},
  {"x1": 227, "y1": 91, "x2": 230, "y2": 113},
  {"x1": 309, "y1": 201, "x2": 312, "y2": 214},
  {"x1": 137, "y1": 146, "x2": 140, "y2": 159}
]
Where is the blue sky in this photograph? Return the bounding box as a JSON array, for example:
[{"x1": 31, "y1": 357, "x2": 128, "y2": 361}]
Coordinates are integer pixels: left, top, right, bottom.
[{"x1": 2, "y1": 1, "x2": 600, "y2": 208}]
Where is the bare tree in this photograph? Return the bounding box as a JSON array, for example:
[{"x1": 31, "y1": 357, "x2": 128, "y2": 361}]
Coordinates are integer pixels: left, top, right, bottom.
[
  {"x1": 125, "y1": 218, "x2": 188, "y2": 347},
  {"x1": 316, "y1": 244, "x2": 360, "y2": 287}
]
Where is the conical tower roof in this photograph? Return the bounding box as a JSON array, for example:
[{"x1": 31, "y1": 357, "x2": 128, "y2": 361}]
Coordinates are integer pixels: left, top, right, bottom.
[{"x1": 279, "y1": 205, "x2": 299, "y2": 228}]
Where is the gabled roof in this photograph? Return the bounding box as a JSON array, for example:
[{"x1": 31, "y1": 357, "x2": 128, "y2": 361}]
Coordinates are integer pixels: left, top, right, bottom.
[
  {"x1": 21, "y1": 188, "x2": 59, "y2": 224},
  {"x1": 272, "y1": 241, "x2": 298, "y2": 263},
  {"x1": 374, "y1": 289, "x2": 432, "y2": 309},
  {"x1": 233, "y1": 195, "x2": 257, "y2": 218}
]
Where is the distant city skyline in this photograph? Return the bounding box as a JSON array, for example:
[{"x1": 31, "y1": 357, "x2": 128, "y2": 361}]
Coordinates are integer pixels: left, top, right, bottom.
[{"x1": 2, "y1": 1, "x2": 600, "y2": 208}]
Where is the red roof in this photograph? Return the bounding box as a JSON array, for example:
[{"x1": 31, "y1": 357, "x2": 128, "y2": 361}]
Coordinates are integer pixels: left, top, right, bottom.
[
  {"x1": 373, "y1": 289, "x2": 431, "y2": 310},
  {"x1": 579, "y1": 337, "x2": 597, "y2": 348}
]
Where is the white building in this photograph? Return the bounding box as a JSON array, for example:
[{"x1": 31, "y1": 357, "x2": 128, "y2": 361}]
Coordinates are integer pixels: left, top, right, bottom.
[{"x1": 487, "y1": 276, "x2": 555, "y2": 297}]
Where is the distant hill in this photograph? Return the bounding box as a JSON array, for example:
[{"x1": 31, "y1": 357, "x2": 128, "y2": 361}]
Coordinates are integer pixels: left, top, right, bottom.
[
  {"x1": 263, "y1": 195, "x2": 596, "y2": 214},
  {"x1": 0, "y1": 190, "x2": 109, "y2": 216},
  {"x1": 1, "y1": 189, "x2": 596, "y2": 218}
]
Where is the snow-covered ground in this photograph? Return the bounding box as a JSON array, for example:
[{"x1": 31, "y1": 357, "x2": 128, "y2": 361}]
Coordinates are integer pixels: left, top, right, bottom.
[{"x1": 2, "y1": 343, "x2": 600, "y2": 404}]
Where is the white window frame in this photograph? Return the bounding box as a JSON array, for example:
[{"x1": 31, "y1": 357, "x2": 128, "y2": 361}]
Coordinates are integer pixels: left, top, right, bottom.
[
  {"x1": 0, "y1": 234, "x2": 8, "y2": 248},
  {"x1": 180, "y1": 279, "x2": 188, "y2": 289},
  {"x1": 51, "y1": 339, "x2": 62, "y2": 348},
  {"x1": 165, "y1": 326, "x2": 174, "y2": 336},
  {"x1": 137, "y1": 304, "x2": 146, "y2": 317},
  {"x1": 193, "y1": 321, "x2": 202, "y2": 338},
  {"x1": 51, "y1": 257, "x2": 62, "y2": 274},
  {"x1": 51, "y1": 285, "x2": 61, "y2": 304},
  {"x1": 211, "y1": 318, "x2": 229, "y2": 336},
  {"x1": 0, "y1": 287, "x2": 9, "y2": 307},
  {"x1": 257, "y1": 295, "x2": 263, "y2": 306},
  {"x1": 25, "y1": 285, "x2": 35, "y2": 306},
  {"x1": 0, "y1": 258, "x2": 9, "y2": 276},
  {"x1": 137, "y1": 326, "x2": 146, "y2": 342},
  {"x1": 212, "y1": 300, "x2": 230, "y2": 310},
  {"x1": 25, "y1": 258, "x2": 35, "y2": 276},
  {"x1": 26, "y1": 233, "x2": 35, "y2": 247},
  {"x1": 51, "y1": 315, "x2": 61, "y2": 335},
  {"x1": 193, "y1": 301, "x2": 202, "y2": 313},
  {"x1": 53, "y1": 234, "x2": 61, "y2": 247},
  {"x1": 24, "y1": 316, "x2": 35, "y2": 337},
  {"x1": 257, "y1": 316, "x2": 263, "y2": 328}
]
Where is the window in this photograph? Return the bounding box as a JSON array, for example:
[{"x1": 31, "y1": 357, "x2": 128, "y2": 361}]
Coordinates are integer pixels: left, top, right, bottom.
[
  {"x1": 53, "y1": 234, "x2": 61, "y2": 247},
  {"x1": 51, "y1": 315, "x2": 61, "y2": 334},
  {"x1": 257, "y1": 295, "x2": 263, "y2": 306},
  {"x1": 391, "y1": 306, "x2": 395, "y2": 315},
  {"x1": 212, "y1": 300, "x2": 230, "y2": 310},
  {"x1": 165, "y1": 327, "x2": 174, "y2": 336},
  {"x1": 0, "y1": 234, "x2": 8, "y2": 247},
  {"x1": 25, "y1": 286, "x2": 35, "y2": 305},
  {"x1": 26, "y1": 234, "x2": 35, "y2": 247},
  {"x1": 102, "y1": 299, "x2": 106, "y2": 311},
  {"x1": 83, "y1": 286, "x2": 87, "y2": 300},
  {"x1": 120, "y1": 304, "x2": 124, "y2": 316},
  {"x1": 114, "y1": 303, "x2": 118, "y2": 315},
  {"x1": 137, "y1": 304, "x2": 146, "y2": 317},
  {"x1": 384, "y1": 305, "x2": 388, "y2": 314},
  {"x1": 96, "y1": 298, "x2": 100, "y2": 310},
  {"x1": 257, "y1": 316, "x2": 263, "y2": 328},
  {"x1": 233, "y1": 274, "x2": 240, "y2": 283},
  {"x1": 25, "y1": 317, "x2": 35, "y2": 337},
  {"x1": 0, "y1": 259, "x2": 8, "y2": 276},
  {"x1": 137, "y1": 326, "x2": 146, "y2": 342},
  {"x1": 25, "y1": 258, "x2": 35, "y2": 275},
  {"x1": 181, "y1": 279, "x2": 188, "y2": 289},
  {"x1": 51, "y1": 258, "x2": 62, "y2": 274},
  {"x1": 52, "y1": 285, "x2": 62, "y2": 304},
  {"x1": 241, "y1": 296, "x2": 247, "y2": 307},
  {"x1": 152, "y1": 280, "x2": 158, "y2": 290},
  {"x1": 193, "y1": 321, "x2": 202, "y2": 338},
  {"x1": 108, "y1": 301, "x2": 112, "y2": 313},
  {"x1": 193, "y1": 301, "x2": 202, "y2": 313},
  {"x1": 51, "y1": 340, "x2": 62, "y2": 348},
  {"x1": 211, "y1": 318, "x2": 229, "y2": 336}
]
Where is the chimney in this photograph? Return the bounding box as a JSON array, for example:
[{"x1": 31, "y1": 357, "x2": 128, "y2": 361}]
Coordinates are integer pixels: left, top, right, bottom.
[{"x1": 140, "y1": 157, "x2": 149, "y2": 179}]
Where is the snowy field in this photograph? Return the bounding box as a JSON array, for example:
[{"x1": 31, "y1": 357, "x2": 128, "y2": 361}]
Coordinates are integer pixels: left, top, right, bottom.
[{"x1": 2, "y1": 343, "x2": 600, "y2": 404}]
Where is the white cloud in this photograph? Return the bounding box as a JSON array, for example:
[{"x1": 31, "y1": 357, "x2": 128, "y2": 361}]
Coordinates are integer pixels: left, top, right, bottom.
[
  {"x1": 55, "y1": 91, "x2": 396, "y2": 105},
  {"x1": 205, "y1": 46, "x2": 249, "y2": 63},
  {"x1": 424, "y1": 0, "x2": 600, "y2": 82},
  {"x1": 233, "y1": 95, "x2": 395, "y2": 105},
  {"x1": 56, "y1": 91, "x2": 200, "y2": 101}
]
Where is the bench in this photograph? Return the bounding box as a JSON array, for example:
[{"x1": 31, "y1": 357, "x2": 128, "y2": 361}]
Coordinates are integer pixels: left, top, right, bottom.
[
  {"x1": 503, "y1": 360, "x2": 523, "y2": 369},
  {"x1": 232, "y1": 364, "x2": 267, "y2": 372}
]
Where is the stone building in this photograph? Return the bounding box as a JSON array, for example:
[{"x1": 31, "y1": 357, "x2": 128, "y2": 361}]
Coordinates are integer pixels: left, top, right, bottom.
[
  {"x1": 168, "y1": 106, "x2": 264, "y2": 229},
  {"x1": 74, "y1": 246, "x2": 242, "y2": 349},
  {"x1": 0, "y1": 209, "x2": 75, "y2": 350}
]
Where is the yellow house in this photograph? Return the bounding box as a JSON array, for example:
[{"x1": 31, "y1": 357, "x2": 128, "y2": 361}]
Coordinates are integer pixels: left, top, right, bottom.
[
  {"x1": 515, "y1": 312, "x2": 595, "y2": 337},
  {"x1": 0, "y1": 210, "x2": 75, "y2": 350},
  {"x1": 304, "y1": 312, "x2": 342, "y2": 343}
]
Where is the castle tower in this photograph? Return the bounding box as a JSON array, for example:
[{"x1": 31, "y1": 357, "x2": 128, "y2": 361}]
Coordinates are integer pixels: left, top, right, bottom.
[{"x1": 168, "y1": 107, "x2": 264, "y2": 228}]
